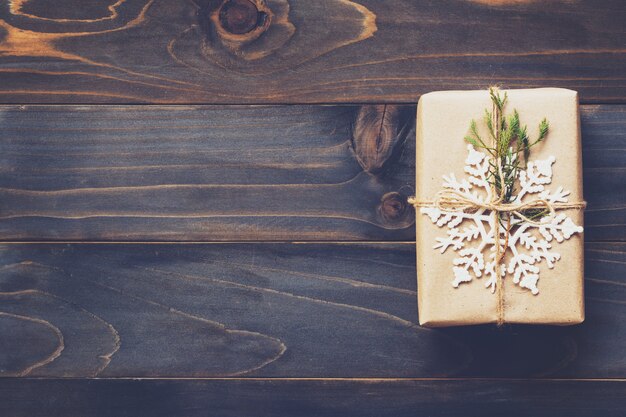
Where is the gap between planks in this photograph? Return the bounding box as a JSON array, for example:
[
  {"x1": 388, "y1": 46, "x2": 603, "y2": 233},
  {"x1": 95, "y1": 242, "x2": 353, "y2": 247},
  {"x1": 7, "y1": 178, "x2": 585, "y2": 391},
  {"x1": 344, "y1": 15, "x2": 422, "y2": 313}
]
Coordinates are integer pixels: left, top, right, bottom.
[
  {"x1": 0, "y1": 241, "x2": 417, "y2": 244},
  {"x1": 8, "y1": 377, "x2": 626, "y2": 382}
]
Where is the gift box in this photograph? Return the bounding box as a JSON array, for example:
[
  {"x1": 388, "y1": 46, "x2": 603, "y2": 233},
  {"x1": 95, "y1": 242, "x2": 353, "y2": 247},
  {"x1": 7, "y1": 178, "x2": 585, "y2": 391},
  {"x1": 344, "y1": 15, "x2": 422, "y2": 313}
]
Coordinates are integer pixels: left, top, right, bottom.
[{"x1": 413, "y1": 88, "x2": 585, "y2": 327}]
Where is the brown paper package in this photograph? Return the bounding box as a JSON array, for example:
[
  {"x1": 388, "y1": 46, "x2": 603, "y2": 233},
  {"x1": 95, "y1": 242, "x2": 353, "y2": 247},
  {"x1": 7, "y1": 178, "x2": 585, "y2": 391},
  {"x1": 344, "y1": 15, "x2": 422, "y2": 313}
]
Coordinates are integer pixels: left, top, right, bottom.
[{"x1": 415, "y1": 88, "x2": 584, "y2": 327}]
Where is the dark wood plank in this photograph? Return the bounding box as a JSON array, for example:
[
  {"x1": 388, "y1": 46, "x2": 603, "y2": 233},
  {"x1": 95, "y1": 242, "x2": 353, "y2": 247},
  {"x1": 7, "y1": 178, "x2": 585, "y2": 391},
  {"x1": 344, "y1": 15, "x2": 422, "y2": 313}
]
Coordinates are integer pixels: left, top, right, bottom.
[
  {"x1": 581, "y1": 105, "x2": 626, "y2": 241},
  {"x1": 1, "y1": 241, "x2": 625, "y2": 378},
  {"x1": 0, "y1": 104, "x2": 416, "y2": 241},
  {"x1": 0, "y1": 104, "x2": 623, "y2": 241},
  {"x1": 0, "y1": 0, "x2": 624, "y2": 104},
  {"x1": 1, "y1": 378, "x2": 626, "y2": 417}
]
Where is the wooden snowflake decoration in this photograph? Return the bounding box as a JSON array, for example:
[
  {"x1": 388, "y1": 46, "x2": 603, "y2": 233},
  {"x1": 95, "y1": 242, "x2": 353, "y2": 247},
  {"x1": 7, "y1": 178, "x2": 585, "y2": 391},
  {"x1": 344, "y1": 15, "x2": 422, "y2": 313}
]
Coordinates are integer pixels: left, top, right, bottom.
[{"x1": 421, "y1": 145, "x2": 583, "y2": 295}]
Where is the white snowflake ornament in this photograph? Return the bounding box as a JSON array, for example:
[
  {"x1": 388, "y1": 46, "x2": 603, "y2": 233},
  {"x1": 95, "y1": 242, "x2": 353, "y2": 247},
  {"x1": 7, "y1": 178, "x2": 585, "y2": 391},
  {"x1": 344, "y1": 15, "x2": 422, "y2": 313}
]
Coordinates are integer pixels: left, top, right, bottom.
[{"x1": 421, "y1": 145, "x2": 583, "y2": 295}]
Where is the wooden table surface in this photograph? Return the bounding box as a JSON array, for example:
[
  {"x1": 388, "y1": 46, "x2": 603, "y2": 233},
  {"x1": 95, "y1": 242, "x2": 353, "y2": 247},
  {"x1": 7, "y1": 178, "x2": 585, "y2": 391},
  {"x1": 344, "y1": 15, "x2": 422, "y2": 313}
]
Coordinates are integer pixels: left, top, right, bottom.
[{"x1": 1, "y1": 0, "x2": 625, "y2": 416}]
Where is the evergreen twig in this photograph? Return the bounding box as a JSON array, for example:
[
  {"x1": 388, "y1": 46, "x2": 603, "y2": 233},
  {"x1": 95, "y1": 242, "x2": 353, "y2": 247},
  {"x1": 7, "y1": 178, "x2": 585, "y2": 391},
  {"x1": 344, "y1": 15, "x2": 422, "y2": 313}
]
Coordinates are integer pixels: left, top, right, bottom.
[{"x1": 464, "y1": 88, "x2": 550, "y2": 223}]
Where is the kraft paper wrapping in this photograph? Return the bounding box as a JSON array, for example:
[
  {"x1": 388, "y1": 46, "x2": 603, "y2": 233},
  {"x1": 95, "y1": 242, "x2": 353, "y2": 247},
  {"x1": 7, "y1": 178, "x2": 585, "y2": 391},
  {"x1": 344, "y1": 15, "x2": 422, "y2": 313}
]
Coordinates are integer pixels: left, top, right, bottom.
[{"x1": 415, "y1": 88, "x2": 584, "y2": 327}]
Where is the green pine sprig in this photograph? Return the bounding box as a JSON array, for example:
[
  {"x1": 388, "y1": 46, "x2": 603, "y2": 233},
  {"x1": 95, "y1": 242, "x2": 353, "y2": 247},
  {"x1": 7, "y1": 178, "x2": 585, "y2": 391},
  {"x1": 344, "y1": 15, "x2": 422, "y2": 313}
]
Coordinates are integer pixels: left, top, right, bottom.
[{"x1": 464, "y1": 88, "x2": 550, "y2": 223}]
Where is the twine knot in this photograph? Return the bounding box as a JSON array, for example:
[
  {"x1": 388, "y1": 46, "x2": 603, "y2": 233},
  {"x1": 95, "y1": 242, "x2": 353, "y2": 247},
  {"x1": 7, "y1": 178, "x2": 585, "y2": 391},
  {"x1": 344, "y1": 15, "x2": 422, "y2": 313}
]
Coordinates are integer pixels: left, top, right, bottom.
[{"x1": 409, "y1": 189, "x2": 586, "y2": 226}]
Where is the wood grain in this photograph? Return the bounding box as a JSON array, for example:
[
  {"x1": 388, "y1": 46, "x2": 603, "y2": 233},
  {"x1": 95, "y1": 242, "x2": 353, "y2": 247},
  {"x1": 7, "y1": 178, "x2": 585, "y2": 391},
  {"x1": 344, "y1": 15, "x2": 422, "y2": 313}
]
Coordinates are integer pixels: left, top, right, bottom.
[
  {"x1": 0, "y1": 104, "x2": 623, "y2": 241},
  {"x1": 2, "y1": 379, "x2": 626, "y2": 417},
  {"x1": 0, "y1": 104, "x2": 416, "y2": 241},
  {"x1": 0, "y1": 241, "x2": 624, "y2": 378},
  {"x1": 0, "y1": 0, "x2": 624, "y2": 103}
]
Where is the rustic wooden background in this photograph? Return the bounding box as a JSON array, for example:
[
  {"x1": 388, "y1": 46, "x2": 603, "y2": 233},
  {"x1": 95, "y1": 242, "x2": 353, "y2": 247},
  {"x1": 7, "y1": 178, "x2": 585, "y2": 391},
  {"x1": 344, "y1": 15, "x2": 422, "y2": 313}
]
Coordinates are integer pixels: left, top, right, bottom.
[{"x1": 1, "y1": 0, "x2": 625, "y2": 416}]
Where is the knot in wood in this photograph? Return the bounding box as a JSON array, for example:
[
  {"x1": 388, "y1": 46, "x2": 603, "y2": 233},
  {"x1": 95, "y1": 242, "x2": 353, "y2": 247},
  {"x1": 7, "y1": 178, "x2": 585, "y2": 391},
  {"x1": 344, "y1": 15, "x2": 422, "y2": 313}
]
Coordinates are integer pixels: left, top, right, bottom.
[
  {"x1": 379, "y1": 192, "x2": 408, "y2": 223},
  {"x1": 218, "y1": 0, "x2": 266, "y2": 35}
]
